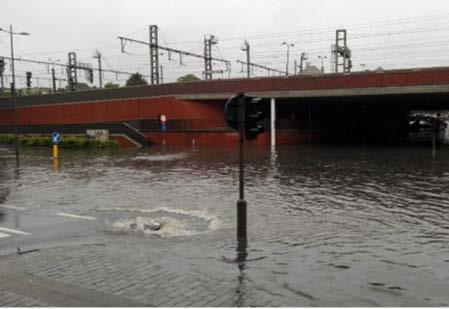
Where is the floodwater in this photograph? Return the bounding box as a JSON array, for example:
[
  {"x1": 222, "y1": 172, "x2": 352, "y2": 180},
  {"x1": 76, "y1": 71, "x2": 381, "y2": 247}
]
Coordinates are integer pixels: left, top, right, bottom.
[{"x1": 1, "y1": 144, "x2": 449, "y2": 306}]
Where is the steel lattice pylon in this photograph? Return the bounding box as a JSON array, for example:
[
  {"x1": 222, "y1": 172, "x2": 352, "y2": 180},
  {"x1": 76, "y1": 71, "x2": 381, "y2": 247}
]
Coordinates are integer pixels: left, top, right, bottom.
[
  {"x1": 334, "y1": 30, "x2": 352, "y2": 73},
  {"x1": 67, "y1": 52, "x2": 78, "y2": 91},
  {"x1": 149, "y1": 25, "x2": 159, "y2": 85}
]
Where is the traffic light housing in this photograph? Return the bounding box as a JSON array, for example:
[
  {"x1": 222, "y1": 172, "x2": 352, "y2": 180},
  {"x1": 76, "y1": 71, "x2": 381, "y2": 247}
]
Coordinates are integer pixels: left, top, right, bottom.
[
  {"x1": 244, "y1": 96, "x2": 265, "y2": 140},
  {"x1": 224, "y1": 94, "x2": 241, "y2": 131},
  {"x1": 224, "y1": 93, "x2": 265, "y2": 140},
  {"x1": 26, "y1": 71, "x2": 32, "y2": 88},
  {"x1": 0, "y1": 57, "x2": 4, "y2": 74},
  {"x1": 88, "y1": 68, "x2": 94, "y2": 83}
]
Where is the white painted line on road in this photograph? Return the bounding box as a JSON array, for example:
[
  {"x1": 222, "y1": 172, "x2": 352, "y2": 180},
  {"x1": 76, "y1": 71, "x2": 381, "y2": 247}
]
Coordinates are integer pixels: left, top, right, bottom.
[
  {"x1": 0, "y1": 232, "x2": 11, "y2": 239},
  {"x1": 0, "y1": 204, "x2": 26, "y2": 211},
  {"x1": 57, "y1": 213, "x2": 97, "y2": 221},
  {"x1": 0, "y1": 227, "x2": 30, "y2": 235}
]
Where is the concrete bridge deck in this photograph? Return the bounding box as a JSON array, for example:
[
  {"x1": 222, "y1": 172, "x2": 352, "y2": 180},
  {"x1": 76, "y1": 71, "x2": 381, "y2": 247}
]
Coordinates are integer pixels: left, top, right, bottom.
[{"x1": 2, "y1": 66, "x2": 449, "y2": 108}]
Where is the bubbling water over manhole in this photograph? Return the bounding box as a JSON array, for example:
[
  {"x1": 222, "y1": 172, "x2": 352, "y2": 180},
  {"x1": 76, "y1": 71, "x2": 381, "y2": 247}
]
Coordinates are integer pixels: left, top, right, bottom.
[
  {"x1": 96, "y1": 207, "x2": 221, "y2": 238},
  {"x1": 131, "y1": 153, "x2": 187, "y2": 162}
]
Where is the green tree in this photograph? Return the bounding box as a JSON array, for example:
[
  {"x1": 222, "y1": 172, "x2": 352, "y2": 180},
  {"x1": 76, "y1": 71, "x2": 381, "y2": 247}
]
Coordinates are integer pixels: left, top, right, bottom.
[
  {"x1": 104, "y1": 82, "x2": 120, "y2": 89},
  {"x1": 126, "y1": 72, "x2": 148, "y2": 86},
  {"x1": 177, "y1": 74, "x2": 200, "y2": 83}
]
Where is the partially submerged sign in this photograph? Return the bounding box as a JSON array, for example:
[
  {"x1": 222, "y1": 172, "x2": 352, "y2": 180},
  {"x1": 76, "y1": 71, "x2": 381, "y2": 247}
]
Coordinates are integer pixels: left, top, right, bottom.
[{"x1": 86, "y1": 129, "x2": 109, "y2": 142}]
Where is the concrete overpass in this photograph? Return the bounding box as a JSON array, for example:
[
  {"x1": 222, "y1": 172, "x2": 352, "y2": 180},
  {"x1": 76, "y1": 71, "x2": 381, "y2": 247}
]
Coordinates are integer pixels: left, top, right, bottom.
[{"x1": 1, "y1": 66, "x2": 449, "y2": 146}]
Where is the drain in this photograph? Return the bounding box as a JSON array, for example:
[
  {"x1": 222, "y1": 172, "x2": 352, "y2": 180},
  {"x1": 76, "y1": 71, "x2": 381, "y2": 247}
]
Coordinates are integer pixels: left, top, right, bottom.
[
  {"x1": 129, "y1": 217, "x2": 161, "y2": 231},
  {"x1": 96, "y1": 207, "x2": 220, "y2": 238}
]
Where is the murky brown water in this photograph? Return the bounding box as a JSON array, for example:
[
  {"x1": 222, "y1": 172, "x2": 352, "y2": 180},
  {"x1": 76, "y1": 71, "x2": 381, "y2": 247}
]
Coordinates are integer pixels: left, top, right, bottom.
[{"x1": 1, "y1": 144, "x2": 449, "y2": 306}]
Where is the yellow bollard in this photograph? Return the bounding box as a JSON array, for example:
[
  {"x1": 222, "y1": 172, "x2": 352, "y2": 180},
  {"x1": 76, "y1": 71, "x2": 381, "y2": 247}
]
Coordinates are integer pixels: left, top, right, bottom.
[
  {"x1": 52, "y1": 144, "x2": 59, "y2": 159},
  {"x1": 53, "y1": 158, "x2": 59, "y2": 172}
]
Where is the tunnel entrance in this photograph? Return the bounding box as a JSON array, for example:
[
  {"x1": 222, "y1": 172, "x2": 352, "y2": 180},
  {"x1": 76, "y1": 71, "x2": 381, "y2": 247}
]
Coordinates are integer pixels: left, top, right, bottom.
[
  {"x1": 272, "y1": 93, "x2": 449, "y2": 145},
  {"x1": 409, "y1": 110, "x2": 449, "y2": 145}
]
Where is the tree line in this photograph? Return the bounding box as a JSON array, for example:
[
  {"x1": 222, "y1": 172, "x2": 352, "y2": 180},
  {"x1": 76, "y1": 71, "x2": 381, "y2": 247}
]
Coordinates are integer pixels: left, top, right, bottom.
[{"x1": 105, "y1": 73, "x2": 200, "y2": 88}]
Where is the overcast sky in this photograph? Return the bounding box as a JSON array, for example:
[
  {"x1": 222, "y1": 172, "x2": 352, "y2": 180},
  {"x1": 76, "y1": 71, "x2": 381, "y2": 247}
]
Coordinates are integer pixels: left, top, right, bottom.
[{"x1": 2, "y1": 0, "x2": 449, "y2": 87}]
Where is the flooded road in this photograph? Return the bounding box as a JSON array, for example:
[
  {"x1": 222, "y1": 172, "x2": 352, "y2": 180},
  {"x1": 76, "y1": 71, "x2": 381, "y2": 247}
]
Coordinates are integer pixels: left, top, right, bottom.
[{"x1": 1, "y1": 144, "x2": 449, "y2": 306}]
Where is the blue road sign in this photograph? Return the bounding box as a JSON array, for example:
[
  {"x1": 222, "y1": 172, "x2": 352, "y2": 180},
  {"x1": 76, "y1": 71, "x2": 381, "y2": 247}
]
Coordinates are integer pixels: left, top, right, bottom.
[{"x1": 51, "y1": 132, "x2": 61, "y2": 144}]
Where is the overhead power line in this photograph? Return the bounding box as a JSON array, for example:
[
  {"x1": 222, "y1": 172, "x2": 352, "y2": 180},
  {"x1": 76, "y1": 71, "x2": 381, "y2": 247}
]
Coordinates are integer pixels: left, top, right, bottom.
[
  {"x1": 236, "y1": 60, "x2": 285, "y2": 76},
  {"x1": 0, "y1": 55, "x2": 150, "y2": 78},
  {"x1": 119, "y1": 25, "x2": 232, "y2": 83},
  {"x1": 118, "y1": 36, "x2": 232, "y2": 65}
]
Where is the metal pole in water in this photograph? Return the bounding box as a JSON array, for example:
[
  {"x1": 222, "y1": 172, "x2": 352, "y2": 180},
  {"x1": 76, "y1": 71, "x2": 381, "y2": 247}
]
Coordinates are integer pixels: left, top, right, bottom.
[
  {"x1": 432, "y1": 130, "x2": 437, "y2": 157},
  {"x1": 237, "y1": 96, "x2": 247, "y2": 242},
  {"x1": 308, "y1": 103, "x2": 312, "y2": 144},
  {"x1": 270, "y1": 98, "x2": 276, "y2": 147}
]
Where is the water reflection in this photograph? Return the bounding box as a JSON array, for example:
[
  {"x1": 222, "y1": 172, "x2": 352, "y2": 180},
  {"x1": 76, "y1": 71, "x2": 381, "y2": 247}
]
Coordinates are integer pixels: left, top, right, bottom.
[
  {"x1": 0, "y1": 187, "x2": 10, "y2": 204},
  {"x1": 234, "y1": 239, "x2": 248, "y2": 307},
  {"x1": 53, "y1": 158, "x2": 60, "y2": 172}
]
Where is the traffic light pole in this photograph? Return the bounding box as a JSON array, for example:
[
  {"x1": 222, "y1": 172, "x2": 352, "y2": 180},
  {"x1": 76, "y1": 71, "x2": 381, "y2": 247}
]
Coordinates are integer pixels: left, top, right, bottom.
[
  {"x1": 236, "y1": 97, "x2": 248, "y2": 280},
  {"x1": 225, "y1": 93, "x2": 265, "y2": 245},
  {"x1": 237, "y1": 96, "x2": 247, "y2": 243},
  {"x1": 10, "y1": 25, "x2": 19, "y2": 168}
]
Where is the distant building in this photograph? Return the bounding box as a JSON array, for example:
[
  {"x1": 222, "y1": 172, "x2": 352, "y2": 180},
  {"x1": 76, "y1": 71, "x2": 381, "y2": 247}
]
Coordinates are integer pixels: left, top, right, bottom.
[
  {"x1": 301, "y1": 63, "x2": 323, "y2": 75},
  {"x1": 375, "y1": 67, "x2": 384, "y2": 73}
]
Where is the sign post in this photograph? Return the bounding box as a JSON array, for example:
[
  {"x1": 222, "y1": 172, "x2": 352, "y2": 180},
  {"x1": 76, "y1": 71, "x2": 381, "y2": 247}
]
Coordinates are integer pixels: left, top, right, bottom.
[
  {"x1": 159, "y1": 114, "x2": 167, "y2": 145},
  {"x1": 51, "y1": 132, "x2": 60, "y2": 159},
  {"x1": 160, "y1": 114, "x2": 167, "y2": 132}
]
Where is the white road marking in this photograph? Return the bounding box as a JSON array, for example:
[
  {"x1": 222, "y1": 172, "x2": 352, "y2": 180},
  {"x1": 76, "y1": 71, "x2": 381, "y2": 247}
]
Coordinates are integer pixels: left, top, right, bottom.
[
  {"x1": 57, "y1": 213, "x2": 96, "y2": 221},
  {"x1": 0, "y1": 227, "x2": 30, "y2": 235},
  {"x1": 0, "y1": 204, "x2": 25, "y2": 211},
  {"x1": 0, "y1": 232, "x2": 11, "y2": 239}
]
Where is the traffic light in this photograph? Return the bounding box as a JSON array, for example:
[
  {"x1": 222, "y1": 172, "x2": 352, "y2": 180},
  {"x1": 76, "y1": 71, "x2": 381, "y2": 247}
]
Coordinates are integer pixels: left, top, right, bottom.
[
  {"x1": 26, "y1": 72, "x2": 32, "y2": 88},
  {"x1": 89, "y1": 69, "x2": 94, "y2": 83},
  {"x1": 0, "y1": 57, "x2": 4, "y2": 74},
  {"x1": 224, "y1": 93, "x2": 265, "y2": 140},
  {"x1": 224, "y1": 93, "x2": 242, "y2": 131},
  {"x1": 244, "y1": 96, "x2": 265, "y2": 140}
]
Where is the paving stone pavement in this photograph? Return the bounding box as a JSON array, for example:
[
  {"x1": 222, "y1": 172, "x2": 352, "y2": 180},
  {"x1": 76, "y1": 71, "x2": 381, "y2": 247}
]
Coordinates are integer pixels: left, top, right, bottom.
[
  {"x1": 0, "y1": 242, "x2": 292, "y2": 307},
  {"x1": 0, "y1": 289, "x2": 48, "y2": 307}
]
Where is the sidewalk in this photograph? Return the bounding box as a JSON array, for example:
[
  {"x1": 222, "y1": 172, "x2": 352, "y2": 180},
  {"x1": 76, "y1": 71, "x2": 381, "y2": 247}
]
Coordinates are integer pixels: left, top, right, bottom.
[{"x1": 0, "y1": 241, "x2": 286, "y2": 307}]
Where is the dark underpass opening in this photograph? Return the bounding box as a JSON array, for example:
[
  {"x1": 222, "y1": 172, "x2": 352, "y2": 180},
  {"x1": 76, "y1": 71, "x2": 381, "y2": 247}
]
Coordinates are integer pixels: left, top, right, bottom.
[{"x1": 272, "y1": 94, "x2": 449, "y2": 145}]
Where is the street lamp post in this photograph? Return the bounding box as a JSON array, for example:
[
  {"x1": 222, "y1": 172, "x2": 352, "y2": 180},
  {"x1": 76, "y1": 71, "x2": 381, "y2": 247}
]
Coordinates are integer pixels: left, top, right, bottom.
[
  {"x1": 318, "y1": 55, "x2": 327, "y2": 73},
  {"x1": 0, "y1": 25, "x2": 30, "y2": 167},
  {"x1": 281, "y1": 42, "x2": 294, "y2": 76}
]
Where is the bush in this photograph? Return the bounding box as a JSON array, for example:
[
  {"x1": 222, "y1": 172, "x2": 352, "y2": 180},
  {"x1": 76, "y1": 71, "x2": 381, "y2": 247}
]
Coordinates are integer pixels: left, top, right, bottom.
[
  {"x1": 0, "y1": 134, "x2": 15, "y2": 144},
  {"x1": 0, "y1": 134, "x2": 118, "y2": 149}
]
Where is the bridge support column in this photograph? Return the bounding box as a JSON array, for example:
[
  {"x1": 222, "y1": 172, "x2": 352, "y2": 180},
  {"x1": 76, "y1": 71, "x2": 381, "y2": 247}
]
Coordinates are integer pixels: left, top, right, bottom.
[{"x1": 270, "y1": 98, "x2": 276, "y2": 147}]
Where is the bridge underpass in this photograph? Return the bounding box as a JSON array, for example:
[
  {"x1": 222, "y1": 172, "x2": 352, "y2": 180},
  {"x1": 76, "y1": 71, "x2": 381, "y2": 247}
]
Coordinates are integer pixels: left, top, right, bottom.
[
  {"x1": 263, "y1": 92, "x2": 449, "y2": 145},
  {"x1": 2, "y1": 66, "x2": 449, "y2": 147}
]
